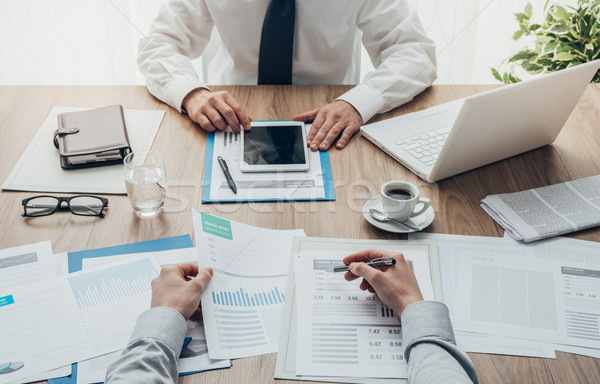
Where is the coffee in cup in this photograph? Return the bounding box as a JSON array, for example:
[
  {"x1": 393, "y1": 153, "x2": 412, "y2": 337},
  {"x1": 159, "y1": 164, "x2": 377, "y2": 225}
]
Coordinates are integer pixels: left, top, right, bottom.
[
  {"x1": 380, "y1": 181, "x2": 430, "y2": 221},
  {"x1": 384, "y1": 188, "x2": 415, "y2": 201}
]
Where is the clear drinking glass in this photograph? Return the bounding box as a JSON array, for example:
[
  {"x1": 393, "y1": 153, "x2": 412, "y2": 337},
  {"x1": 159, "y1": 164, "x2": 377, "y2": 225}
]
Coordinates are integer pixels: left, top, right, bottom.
[{"x1": 123, "y1": 151, "x2": 166, "y2": 217}]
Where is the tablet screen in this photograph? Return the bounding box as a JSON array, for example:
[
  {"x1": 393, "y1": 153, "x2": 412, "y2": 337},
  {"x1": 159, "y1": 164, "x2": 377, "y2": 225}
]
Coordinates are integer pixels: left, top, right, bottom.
[{"x1": 243, "y1": 125, "x2": 307, "y2": 165}]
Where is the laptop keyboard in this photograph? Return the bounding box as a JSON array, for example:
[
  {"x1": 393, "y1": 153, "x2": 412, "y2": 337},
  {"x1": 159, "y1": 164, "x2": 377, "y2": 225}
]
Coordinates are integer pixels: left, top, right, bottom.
[{"x1": 394, "y1": 127, "x2": 451, "y2": 167}]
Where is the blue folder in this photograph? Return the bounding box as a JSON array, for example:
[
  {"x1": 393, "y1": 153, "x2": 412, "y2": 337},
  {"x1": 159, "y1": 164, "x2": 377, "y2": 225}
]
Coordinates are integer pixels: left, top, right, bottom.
[
  {"x1": 49, "y1": 235, "x2": 219, "y2": 384},
  {"x1": 202, "y1": 130, "x2": 335, "y2": 203}
]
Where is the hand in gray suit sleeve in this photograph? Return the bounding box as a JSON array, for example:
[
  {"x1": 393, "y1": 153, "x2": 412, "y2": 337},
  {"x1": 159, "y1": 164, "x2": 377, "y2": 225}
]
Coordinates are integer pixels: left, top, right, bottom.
[
  {"x1": 105, "y1": 307, "x2": 188, "y2": 384},
  {"x1": 343, "y1": 250, "x2": 478, "y2": 384},
  {"x1": 106, "y1": 264, "x2": 213, "y2": 384},
  {"x1": 402, "y1": 301, "x2": 479, "y2": 384}
]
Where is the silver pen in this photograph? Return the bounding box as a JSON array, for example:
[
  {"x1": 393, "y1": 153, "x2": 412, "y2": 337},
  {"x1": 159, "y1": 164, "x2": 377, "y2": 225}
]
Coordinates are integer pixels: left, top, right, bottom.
[{"x1": 332, "y1": 257, "x2": 396, "y2": 273}]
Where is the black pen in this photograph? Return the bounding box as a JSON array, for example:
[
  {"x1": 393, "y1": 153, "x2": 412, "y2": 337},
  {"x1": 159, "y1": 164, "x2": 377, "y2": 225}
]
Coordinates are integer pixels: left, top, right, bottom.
[
  {"x1": 217, "y1": 156, "x2": 237, "y2": 194},
  {"x1": 332, "y1": 257, "x2": 396, "y2": 273}
]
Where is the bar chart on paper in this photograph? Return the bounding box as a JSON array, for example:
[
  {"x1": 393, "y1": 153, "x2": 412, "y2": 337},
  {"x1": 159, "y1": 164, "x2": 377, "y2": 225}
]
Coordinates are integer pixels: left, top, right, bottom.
[
  {"x1": 66, "y1": 258, "x2": 160, "y2": 354},
  {"x1": 193, "y1": 210, "x2": 306, "y2": 359},
  {"x1": 211, "y1": 286, "x2": 285, "y2": 307},
  {"x1": 67, "y1": 258, "x2": 158, "y2": 308}
]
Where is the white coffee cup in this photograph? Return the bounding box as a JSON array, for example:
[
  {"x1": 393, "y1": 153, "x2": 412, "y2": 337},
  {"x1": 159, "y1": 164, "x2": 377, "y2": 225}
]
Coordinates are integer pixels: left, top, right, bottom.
[{"x1": 380, "y1": 181, "x2": 431, "y2": 221}]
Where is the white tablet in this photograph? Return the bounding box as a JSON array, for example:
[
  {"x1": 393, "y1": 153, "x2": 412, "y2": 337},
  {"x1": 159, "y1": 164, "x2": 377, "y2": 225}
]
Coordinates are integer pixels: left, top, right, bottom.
[{"x1": 240, "y1": 121, "x2": 310, "y2": 172}]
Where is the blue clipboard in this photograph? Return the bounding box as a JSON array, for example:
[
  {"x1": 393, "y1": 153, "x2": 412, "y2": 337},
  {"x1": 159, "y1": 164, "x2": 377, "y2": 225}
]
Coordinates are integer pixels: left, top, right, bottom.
[
  {"x1": 49, "y1": 235, "x2": 227, "y2": 384},
  {"x1": 201, "y1": 129, "x2": 335, "y2": 203}
]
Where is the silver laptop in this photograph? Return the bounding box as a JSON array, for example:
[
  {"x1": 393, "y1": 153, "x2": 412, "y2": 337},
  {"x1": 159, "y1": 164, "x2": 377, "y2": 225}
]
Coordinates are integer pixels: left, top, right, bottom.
[{"x1": 361, "y1": 59, "x2": 600, "y2": 183}]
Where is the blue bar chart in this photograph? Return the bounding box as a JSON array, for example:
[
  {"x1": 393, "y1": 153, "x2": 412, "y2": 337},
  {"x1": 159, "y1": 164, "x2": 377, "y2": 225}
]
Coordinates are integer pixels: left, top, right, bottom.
[
  {"x1": 211, "y1": 286, "x2": 285, "y2": 307},
  {"x1": 67, "y1": 258, "x2": 158, "y2": 309}
]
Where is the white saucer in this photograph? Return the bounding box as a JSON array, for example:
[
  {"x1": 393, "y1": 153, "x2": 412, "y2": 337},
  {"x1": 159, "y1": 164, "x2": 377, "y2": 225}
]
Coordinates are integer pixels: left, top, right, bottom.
[{"x1": 362, "y1": 195, "x2": 434, "y2": 233}]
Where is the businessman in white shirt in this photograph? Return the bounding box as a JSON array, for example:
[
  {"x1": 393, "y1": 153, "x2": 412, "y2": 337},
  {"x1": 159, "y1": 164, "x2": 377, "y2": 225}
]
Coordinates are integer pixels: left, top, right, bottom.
[{"x1": 138, "y1": 0, "x2": 436, "y2": 151}]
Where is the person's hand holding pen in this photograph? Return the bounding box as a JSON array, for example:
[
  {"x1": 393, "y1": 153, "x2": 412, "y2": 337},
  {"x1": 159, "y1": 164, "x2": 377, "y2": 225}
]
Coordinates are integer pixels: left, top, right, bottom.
[{"x1": 343, "y1": 249, "x2": 423, "y2": 320}]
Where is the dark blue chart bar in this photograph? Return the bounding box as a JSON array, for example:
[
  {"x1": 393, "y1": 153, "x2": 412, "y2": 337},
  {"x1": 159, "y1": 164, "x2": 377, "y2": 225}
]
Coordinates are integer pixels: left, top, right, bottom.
[
  {"x1": 212, "y1": 287, "x2": 285, "y2": 307},
  {"x1": 381, "y1": 305, "x2": 395, "y2": 318}
]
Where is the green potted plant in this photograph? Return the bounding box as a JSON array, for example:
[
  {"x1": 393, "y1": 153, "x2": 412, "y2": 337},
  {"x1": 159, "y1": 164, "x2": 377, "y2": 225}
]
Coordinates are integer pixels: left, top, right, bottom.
[{"x1": 492, "y1": 0, "x2": 600, "y2": 83}]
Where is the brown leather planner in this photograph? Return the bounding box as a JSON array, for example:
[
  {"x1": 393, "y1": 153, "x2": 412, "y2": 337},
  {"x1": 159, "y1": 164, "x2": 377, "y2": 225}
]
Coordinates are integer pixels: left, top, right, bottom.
[{"x1": 53, "y1": 105, "x2": 132, "y2": 169}]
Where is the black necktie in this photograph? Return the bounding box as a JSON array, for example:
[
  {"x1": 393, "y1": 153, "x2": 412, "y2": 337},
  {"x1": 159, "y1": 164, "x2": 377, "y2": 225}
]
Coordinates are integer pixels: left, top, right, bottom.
[{"x1": 257, "y1": 0, "x2": 295, "y2": 85}]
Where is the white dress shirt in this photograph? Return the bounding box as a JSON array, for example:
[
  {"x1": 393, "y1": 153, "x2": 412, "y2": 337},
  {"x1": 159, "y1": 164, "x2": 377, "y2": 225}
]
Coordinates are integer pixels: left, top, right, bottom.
[{"x1": 137, "y1": 0, "x2": 437, "y2": 123}]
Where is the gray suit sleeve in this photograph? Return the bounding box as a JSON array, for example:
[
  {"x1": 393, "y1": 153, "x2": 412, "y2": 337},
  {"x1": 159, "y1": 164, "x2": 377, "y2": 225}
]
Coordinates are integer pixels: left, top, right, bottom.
[
  {"x1": 105, "y1": 307, "x2": 188, "y2": 384},
  {"x1": 402, "y1": 301, "x2": 479, "y2": 384}
]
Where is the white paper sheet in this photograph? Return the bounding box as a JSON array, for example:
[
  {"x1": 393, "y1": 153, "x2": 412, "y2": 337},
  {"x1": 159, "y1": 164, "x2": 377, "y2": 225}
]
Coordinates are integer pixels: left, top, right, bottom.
[
  {"x1": 409, "y1": 233, "x2": 600, "y2": 350},
  {"x1": 19, "y1": 364, "x2": 72, "y2": 383},
  {"x1": 53, "y1": 252, "x2": 69, "y2": 277},
  {"x1": 205, "y1": 126, "x2": 327, "y2": 202},
  {"x1": 0, "y1": 258, "x2": 159, "y2": 384},
  {"x1": 193, "y1": 209, "x2": 305, "y2": 359},
  {"x1": 294, "y1": 249, "x2": 434, "y2": 379},
  {"x1": 0, "y1": 278, "x2": 87, "y2": 384},
  {"x1": 2, "y1": 107, "x2": 164, "y2": 194},
  {"x1": 409, "y1": 232, "x2": 559, "y2": 358},
  {"x1": 75, "y1": 248, "x2": 231, "y2": 384},
  {"x1": 0, "y1": 241, "x2": 55, "y2": 290},
  {"x1": 0, "y1": 244, "x2": 74, "y2": 383}
]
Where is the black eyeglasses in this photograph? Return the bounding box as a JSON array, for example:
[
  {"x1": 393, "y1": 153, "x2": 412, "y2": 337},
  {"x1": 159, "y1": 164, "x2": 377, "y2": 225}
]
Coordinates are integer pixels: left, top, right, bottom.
[{"x1": 22, "y1": 195, "x2": 108, "y2": 218}]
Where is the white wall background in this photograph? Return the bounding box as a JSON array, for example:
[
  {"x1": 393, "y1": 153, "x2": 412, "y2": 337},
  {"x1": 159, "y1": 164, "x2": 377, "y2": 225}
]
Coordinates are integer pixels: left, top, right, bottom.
[{"x1": 0, "y1": 0, "x2": 576, "y2": 85}]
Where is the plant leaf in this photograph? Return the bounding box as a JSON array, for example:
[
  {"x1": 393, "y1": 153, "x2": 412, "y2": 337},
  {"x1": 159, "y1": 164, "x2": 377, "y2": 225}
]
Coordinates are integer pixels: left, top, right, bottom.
[
  {"x1": 509, "y1": 50, "x2": 538, "y2": 62},
  {"x1": 555, "y1": 52, "x2": 575, "y2": 61},
  {"x1": 525, "y1": 3, "x2": 533, "y2": 18},
  {"x1": 553, "y1": 5, "x2": 571, "y2": 21},
  {"x1": 513, "y1": 30, "x2": 525, "y2": 40},
  {"x1": 491, "y1": 68, "x2": 503, "y2": 82},
  {"x1": 549, "y1": 24, "x2": 571, "y2": 34},
  {"x1": 522, "y1": 61, "x2": 544, "y2": 73},
  {"x1": 515, "y1": 12, "x2": 529, "y2": 23},
  {"x1": 542, "y1": 40, "x2": 560, "y2": 55}
]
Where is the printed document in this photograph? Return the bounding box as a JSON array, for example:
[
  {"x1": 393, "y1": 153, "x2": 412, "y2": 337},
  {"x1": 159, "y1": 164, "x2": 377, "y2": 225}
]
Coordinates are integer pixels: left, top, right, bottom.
[
  {"x1": 0, "y1": 258, "x2": 159, "y2": 384},
  {"x1": 0, "y1": 242, "x2": 74, "y2": 382},
  {"x1": 0, "y1": 241, "x2": 55, "y2": 290},
  {"x1": 410, "y1": 232, "x2": 558, "y2": 358},
  {"x1": 417, "y1": 234, "x2": 600, "y2": 350},
  {"x1": 481, "y1": 174, "x2": 600, "y2": 242},
  {"x1": 294, "y1": 249, "x2": 435, "y2": 379},
  {"x1": 202, "y1": 127, "x2": 333, "y2": 203},
  {"x1": 193, "y1": 209, "x2": 305, "y2": 359}
]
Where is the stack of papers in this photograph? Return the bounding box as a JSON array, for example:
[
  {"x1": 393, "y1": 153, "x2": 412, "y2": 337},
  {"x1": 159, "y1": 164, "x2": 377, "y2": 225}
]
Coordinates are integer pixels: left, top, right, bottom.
[
  {"x1": 0, "y1": 255, "x2": 160, "y2": 384},
  {"x1": 275, "y1": 237, "x2": 442, "y2": 383},
  {"x1": 0, "y1": 236, "x2": 232, "y2": 384},
  {"x1": 410, "y1": 232, "x2": 600, "y2": 359},
  {"x1": 481, "y1": 175, "x2": 600, "y2": 242}
]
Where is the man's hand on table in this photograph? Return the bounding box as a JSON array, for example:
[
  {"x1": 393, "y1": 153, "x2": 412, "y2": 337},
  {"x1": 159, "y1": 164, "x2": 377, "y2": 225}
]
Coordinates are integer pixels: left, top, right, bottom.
[
  {"x1": 294, "y1": 100, "x2": 363, "y2": 151},
  {"x1": 182, "y1": 88, "x2": 252, "y2": 133},
  {"x1": 343, "y1": 249, "x2": 424, "y2": 320},
  {"x1": 150, "y1": 263, "x2": 213, "y2": 320}
]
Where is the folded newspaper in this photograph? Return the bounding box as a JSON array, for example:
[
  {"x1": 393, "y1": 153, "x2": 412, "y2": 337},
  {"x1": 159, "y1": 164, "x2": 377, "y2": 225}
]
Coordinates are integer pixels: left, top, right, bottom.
[{"x1": 481, "y1": 175, "x2": 600, "y2": 242}]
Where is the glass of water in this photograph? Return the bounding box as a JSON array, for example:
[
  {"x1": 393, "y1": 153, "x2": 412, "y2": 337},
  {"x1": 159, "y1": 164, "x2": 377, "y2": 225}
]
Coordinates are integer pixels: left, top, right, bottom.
[{"x1": 124, "y1": 151, "x2": 166, "y2": 217}]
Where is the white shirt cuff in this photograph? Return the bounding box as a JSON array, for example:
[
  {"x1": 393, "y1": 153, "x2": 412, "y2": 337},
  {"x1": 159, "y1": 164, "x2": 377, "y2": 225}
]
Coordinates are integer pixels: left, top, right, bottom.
[
  {"x1": 129, "y1": 307, "x2": 188, "y2": 357},
  {"x1": 165, "y1": 75, "x2": 209, "y2": 113},
  {"x1": 336, "y1": 83, "x2": 386, "y2": 123}
]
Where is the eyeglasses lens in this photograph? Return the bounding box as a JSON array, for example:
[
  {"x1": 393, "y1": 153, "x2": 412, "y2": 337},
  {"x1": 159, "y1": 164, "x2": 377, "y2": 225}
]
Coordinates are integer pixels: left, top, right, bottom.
[
  {"x1": 24, "y1": 197, "x2": 59, "y2": 217},
  {"x1": 69, "y1": 196, "x2": 105, "y2": 216}
]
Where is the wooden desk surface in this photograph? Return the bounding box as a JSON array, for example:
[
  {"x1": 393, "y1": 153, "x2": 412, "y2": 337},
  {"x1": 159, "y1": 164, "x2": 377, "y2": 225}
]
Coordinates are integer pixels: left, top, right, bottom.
[{"x1": 1, "y1": 85, "x2": 600, "y2": 384}]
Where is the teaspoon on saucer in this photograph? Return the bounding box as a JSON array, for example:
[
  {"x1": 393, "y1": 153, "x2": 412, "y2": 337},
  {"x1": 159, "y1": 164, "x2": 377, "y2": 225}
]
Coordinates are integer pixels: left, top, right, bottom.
[{"x1": 369, "y1": 208, "x2": 420, "y2": 231}]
